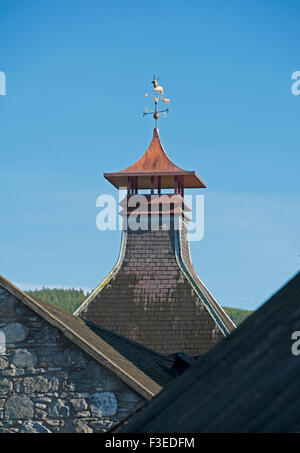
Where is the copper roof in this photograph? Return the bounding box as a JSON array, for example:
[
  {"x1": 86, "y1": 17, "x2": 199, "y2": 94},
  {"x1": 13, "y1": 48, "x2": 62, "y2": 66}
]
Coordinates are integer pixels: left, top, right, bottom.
[{"x1": 104, "y1": 129, "x2": 206, "y2": 189}]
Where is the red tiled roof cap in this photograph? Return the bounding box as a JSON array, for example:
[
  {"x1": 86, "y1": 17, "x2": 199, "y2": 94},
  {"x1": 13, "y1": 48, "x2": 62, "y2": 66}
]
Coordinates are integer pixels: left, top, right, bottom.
[{"x1": 104, "y1": 129, "x2": 206, "y2": 189}]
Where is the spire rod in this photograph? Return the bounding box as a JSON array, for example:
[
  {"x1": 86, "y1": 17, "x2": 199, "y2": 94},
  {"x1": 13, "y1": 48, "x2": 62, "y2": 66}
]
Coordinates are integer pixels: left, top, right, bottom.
[{"x1": 143, "y1": 75, "x2": 170, "y2": 128}]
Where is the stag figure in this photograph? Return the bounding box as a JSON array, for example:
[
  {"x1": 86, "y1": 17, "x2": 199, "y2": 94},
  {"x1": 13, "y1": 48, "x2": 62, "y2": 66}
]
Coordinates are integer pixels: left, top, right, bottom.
[{"x1": 152, "y1": 76, "x2": 164, "y2": 98}]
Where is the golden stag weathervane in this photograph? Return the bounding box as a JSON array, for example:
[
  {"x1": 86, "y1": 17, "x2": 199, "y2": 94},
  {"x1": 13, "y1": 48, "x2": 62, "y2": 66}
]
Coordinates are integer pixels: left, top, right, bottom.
[{"x1": 143, "y1": 75, "x2": 170, "y2": 128}]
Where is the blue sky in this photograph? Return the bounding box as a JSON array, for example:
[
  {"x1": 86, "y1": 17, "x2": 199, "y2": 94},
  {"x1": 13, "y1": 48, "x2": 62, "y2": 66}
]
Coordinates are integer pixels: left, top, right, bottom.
[{"x1": 0, "y1": 0, "x2": 299, "y2": 310}]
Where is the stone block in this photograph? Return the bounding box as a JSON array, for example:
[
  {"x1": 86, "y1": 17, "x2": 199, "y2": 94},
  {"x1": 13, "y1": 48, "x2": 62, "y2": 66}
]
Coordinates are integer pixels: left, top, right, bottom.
[
  {"x1": 20, "y1": 420, "x2": 51, "y2": 433},
  {"x1": 49, "y1": 399, "x2": 70, "y2": 418},
  {"x1": 72, "y1": 420, "x2": 93, "y2": 433},
  {"x1": 90, "y1": 392, "x2": 118, "y2": 417},
  {"x1": 89, "y1": 419, "x2": 115, "y2": 433},
  {"x1": 3, "y1": 322, "x2": 28, "y2": 343},
  {"x1": 69, "y1": 398, "x2": 88, "y2": 412},
  {"x1": 0, "y1": 357, "x2": 9, "y2": 370},
  {"x1": 13, "y1": 349, "x2": 37, "y2": 367},
  {"x1": 20, "y1": 376, "x2": 60, "y2": 394},
  {"x1": 4, "y1": 396, "x2": 34, "y2": 419},
  {"x1": 0, "y1": 378, "x2": 13, "y2": 396},
  {"x1": 70, "y1": 365, "x2": 102, "y2": 392},
  {"x1": 54, "y1": 347, "x2": 88, "y2": 368},
  {"x1": 35, "y1": 408, "x2": 47, "y2": 419},
  {"x1": 76, "y1": 411, "x2": 90, "y2": 417},
  {"x1": 0, "y1": 296, "x2": 15, "y2": 315},
  {"x1": 34, "y1": 326, "x2": 57, "y2": 343}
]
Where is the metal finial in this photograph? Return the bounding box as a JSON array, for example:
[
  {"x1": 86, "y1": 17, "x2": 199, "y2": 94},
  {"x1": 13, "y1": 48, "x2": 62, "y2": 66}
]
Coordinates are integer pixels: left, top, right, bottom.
[{"x1": 143, "y1": 75, "x2": 170, "y2": 128}]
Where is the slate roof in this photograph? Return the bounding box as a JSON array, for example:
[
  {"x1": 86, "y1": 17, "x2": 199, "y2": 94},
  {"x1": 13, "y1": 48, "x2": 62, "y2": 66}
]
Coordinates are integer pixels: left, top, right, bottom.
[
  {"x1": 0, "y1": 275, "x2": 162, "y2": 400},
  {"x1": 104, "y1": 129, "x2": 206, "y2": 189},
  {"x1": 86, "y1": 322, "x2": 192, "y2": 387},
  {"x1": 121, "y1": 272, "x2": 300, "y2": 432},
  {"x1": 76, "y1": 221, "x2": 233, "y2": 356}
]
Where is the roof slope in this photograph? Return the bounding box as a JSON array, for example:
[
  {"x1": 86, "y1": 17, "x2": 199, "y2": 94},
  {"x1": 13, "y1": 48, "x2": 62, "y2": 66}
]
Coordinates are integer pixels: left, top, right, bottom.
[
  {"x1": 121, "y1": 272, "x2": 300, "y2": 432},
  {"x1": 104, "y1": 129, "x2": 206, "y2": 189},
  {"x1": 118, "y1": 128, "x2": 191, "y2": 174},
  {"x1": 0, "y1": 275, "x2": 162, "y2": 400},
  {"x1": 85, "y1": 322, "x2": 183, "y2": 387}
]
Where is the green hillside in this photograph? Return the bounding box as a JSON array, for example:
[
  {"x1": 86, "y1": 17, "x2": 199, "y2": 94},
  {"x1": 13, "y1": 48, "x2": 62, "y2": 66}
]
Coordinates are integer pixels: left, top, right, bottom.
[
  {"x1": 26, "y1": 288, "x2": 88, "y2": 314},
  {"x1": 26, "y1": 288, "x2": 253, "y2": 326},
  {"x1": 223, "y1": 306, "x2": 253, "y2": 326}
]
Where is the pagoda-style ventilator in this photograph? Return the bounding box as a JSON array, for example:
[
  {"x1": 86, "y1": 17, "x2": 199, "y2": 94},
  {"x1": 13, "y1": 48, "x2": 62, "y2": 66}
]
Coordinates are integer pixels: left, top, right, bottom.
[{"x1": 75, "y1": 77, "x2": 235, "y2": 356}]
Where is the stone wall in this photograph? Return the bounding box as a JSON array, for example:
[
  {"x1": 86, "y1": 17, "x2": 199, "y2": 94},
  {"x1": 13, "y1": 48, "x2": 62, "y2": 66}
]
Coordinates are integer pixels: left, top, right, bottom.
[{"x1": 0, "y1": 287, "x2": 145, "y2": 433}]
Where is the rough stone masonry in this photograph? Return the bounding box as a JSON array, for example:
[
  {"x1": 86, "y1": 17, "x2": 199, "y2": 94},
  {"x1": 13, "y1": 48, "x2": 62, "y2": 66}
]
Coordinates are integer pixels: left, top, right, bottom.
[{"x1": 0, "y1": 287, "x2": 145, "y2": 433}]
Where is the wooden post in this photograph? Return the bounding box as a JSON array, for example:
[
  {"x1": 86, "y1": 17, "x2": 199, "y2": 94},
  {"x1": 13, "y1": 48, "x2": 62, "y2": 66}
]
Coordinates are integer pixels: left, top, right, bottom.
[
  {"x1": 174, "y1": 176, "x2": 178, "y2": 194},
  {"x1": 127, "y1": 177, "x2": 131, "y2": 195}
]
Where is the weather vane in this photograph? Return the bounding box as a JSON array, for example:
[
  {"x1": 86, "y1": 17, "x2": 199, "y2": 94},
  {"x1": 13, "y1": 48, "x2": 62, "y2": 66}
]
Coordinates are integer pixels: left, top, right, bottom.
[{"x1": 143, "y1": 75, "x2": 170, "y2": 128}]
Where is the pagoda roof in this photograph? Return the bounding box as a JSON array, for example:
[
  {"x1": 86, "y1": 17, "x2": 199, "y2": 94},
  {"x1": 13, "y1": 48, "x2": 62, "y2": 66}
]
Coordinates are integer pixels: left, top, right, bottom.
[{"x1": 104, "y1": 129, "x2": 206, "y2": 190}]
